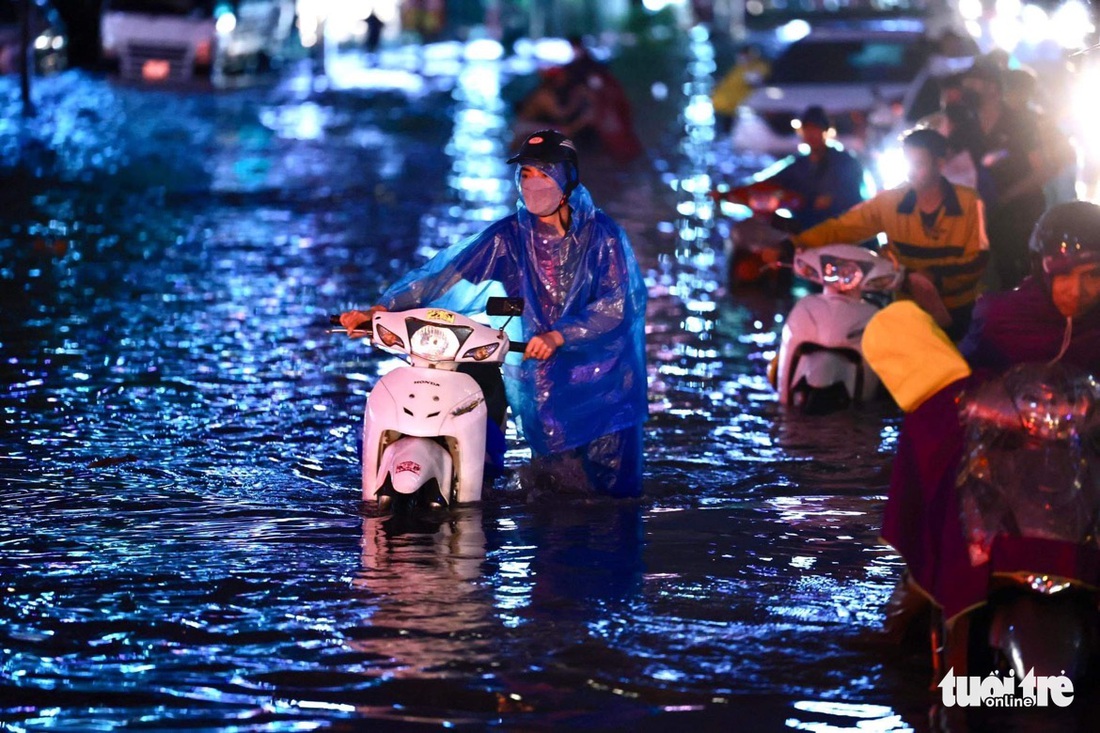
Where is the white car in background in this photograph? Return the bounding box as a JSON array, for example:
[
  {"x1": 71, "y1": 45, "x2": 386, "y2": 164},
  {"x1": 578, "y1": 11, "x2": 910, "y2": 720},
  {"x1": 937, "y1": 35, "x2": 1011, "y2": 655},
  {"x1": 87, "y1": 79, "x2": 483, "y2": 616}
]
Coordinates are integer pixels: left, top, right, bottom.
[
  {"x1": 731, "y1": 25, "x2": 974, "y2": 159},
  {"x1": 101, "y1": 0, "x2": 295, "y2": 83}
]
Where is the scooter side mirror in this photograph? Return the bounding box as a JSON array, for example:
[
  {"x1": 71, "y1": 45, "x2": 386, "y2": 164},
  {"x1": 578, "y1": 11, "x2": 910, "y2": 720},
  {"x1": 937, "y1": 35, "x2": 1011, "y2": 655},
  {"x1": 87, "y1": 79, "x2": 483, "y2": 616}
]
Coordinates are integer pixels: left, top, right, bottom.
[{"x1": 486, "y1": 297, "x2": 524, "y2": 317}]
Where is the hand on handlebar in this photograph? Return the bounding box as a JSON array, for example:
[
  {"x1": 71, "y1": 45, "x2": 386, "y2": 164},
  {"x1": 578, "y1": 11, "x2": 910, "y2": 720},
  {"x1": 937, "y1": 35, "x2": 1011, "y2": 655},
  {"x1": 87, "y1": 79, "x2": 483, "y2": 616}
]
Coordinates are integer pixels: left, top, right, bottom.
[
  {"x1": 904, "y1": 271, "x2": 953, "y2": 331},
  {"x1": 524, "y1": 331, "x2": 564, "y2": 361},
  {"x1": 339, "y1": 305, "x2": 387, "y2": 337}
]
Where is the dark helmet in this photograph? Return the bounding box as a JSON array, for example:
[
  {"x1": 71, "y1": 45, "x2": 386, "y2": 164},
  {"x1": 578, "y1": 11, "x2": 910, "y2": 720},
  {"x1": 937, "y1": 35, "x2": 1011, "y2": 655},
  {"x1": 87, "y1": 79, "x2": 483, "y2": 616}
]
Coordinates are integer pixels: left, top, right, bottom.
[
  {"x1": 1029, "y1": 201, "x2": 1100, "y2": 282},
  {"x1": 507, "y1": 129, "x2": 580, "y2": 195},
  {"x1": 796, "y1": 105, "x2": 832, "y2": 131},
  {"x1": 901, "y1": 127, "x2": 949, "y2": 160}
]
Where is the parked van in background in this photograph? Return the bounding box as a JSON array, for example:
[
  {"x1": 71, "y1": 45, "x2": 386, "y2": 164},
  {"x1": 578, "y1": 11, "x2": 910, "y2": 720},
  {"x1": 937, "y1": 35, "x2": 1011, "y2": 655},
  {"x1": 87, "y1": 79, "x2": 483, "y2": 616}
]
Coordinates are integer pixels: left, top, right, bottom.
[{"x1": 101, "y1": 0, "x2": 295, "y2": 83}]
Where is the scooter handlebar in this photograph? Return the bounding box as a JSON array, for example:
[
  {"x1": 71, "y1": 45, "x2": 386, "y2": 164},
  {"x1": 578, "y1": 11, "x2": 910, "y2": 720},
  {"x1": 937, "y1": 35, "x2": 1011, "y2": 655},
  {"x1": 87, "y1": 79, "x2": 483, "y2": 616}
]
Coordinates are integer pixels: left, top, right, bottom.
[
  {"x1": 508, "y1": 340, "x2": 528, "y2": 353},
  {"x1": 328, "y1": 314, "x2": 373, "y2": 336}
]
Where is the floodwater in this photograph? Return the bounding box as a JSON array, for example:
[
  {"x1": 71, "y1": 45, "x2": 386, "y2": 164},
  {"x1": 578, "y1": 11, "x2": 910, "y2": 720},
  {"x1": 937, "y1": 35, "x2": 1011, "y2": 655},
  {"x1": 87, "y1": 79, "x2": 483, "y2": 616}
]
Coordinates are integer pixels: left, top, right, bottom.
[{"x1": 0, "y1": 31, "x2": 1090, "y2": 732}]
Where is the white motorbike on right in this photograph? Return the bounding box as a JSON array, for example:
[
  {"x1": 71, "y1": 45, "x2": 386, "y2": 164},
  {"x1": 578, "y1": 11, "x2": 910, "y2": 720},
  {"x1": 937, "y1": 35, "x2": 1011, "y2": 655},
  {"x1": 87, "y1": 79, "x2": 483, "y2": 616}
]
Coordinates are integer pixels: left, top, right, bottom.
[{"x1": 776, "y1": 244, "x2": 903, "y2": 413}]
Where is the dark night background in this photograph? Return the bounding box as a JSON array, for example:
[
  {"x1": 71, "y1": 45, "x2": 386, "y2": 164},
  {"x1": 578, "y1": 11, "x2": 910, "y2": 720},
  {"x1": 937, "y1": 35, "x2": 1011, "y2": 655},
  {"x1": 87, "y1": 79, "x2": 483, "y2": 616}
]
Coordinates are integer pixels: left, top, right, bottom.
[{"x1": 52, "y1": 0, "x2": 102, "y2": 67}]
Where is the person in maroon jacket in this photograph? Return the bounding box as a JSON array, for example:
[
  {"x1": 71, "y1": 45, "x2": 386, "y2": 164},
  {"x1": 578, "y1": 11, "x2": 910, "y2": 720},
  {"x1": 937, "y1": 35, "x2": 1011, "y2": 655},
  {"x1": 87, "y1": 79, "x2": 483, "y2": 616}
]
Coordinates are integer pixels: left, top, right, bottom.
[
  {"x1": 865, "y1": 201, "x2": 1100, "y2": 668},
  {"x1": 959, "y1": 200, "x2": 1100, "y2": 368}
]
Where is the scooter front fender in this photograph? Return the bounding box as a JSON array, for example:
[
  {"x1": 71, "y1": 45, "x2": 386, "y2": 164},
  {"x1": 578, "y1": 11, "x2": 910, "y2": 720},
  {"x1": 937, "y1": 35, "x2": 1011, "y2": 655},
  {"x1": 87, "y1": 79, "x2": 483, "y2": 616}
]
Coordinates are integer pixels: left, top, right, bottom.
[
  {"x1": 777, "y1": 293, "x2": 880, "y2": 405},
  {"x1": 362, "y1": 368, "x2": 488, "y2": 505}
]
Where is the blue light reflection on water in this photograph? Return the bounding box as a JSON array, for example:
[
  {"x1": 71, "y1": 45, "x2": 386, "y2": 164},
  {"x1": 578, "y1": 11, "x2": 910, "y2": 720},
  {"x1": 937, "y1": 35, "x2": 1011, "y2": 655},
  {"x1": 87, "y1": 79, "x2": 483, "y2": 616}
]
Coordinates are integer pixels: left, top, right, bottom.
[{"x1": 0, "y1": 37, "x2": 996, "y2": 731}]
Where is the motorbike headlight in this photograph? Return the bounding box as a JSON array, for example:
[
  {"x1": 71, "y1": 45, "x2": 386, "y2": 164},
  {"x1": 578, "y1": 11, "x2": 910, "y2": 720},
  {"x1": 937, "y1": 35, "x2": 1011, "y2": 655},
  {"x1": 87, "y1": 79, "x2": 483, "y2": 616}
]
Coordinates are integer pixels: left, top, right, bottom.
[
  {"x1": 462, "y1": 342, "x2": 500, "y2": 361},
  {"x1": 410, "y1": 325, "x2": 462, "y2": 361},
  {"x1": 821, "y1": 256, "x2": 865, "y2": 292}
]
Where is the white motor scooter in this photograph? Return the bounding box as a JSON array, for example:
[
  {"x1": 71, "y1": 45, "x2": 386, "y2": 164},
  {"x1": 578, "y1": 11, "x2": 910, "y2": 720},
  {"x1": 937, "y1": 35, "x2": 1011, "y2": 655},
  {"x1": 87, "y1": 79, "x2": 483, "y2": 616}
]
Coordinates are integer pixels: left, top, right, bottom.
[
  {"x1": 776, "y1": 244, "x2": 903, "y2": 412},
  {"x1": 336, "y1": 298, "x2": 526, "y2": 511}
]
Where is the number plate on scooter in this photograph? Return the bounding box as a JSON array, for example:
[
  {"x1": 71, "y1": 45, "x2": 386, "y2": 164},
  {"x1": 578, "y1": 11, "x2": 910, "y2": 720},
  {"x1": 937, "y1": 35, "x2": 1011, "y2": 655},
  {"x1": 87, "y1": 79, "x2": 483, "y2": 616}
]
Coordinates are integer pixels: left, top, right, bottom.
[{"x1": 426, "y1": 309, "x2": 456, "y2": 323}]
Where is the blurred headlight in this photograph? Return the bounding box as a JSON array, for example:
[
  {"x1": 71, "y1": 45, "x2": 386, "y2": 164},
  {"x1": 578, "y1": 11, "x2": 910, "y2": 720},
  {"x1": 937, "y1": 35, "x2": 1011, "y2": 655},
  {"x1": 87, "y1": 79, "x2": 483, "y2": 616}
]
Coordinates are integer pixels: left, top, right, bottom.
[
  {"x1": 1071, "y1": 64, "x2": 1100, "y2": 152},
  {"x1": 216, "y1": 12, "x2": 237, "y2": 35},
  {"x1": 960, "y1": 0, "x2": 983, "y2": 20},
  {"x1": 875, "y1": 146, "x2": 909, "y2": 190},
  {"x1": 1053, "y1": 0, "x2": 1095, "y2": 49},
  {"x1": 1020, "y1": 4, "x2": 1050, "y2": 46}
]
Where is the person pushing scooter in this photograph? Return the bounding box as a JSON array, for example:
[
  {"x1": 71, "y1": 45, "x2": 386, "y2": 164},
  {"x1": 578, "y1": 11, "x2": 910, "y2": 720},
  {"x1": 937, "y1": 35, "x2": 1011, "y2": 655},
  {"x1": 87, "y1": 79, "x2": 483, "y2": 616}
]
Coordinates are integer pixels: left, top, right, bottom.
[{"x1": 340, "y1": 130, "x2": 648, "y2": 498}]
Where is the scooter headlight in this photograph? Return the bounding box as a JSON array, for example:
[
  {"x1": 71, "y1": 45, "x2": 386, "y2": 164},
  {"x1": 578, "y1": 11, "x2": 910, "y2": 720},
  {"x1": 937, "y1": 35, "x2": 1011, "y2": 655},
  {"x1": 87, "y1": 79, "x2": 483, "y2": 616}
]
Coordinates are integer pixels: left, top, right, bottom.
[
  {"x1": 820, "y1": 256, "x2": 866, "y2": 292},
  {"x1": 462, "y1": 342, "x2": 500, "y2": 361},
  {"x1": 405, "y1": 324, "x2": 462, "y2": 361}
]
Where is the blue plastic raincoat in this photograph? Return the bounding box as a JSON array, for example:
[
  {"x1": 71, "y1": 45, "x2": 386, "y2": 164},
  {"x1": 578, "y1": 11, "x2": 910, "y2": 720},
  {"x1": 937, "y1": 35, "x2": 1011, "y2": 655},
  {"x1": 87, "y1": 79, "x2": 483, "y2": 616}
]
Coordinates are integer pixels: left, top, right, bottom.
[{"x1": 378, "y1": 184, "x2": 649, "y2": 467}]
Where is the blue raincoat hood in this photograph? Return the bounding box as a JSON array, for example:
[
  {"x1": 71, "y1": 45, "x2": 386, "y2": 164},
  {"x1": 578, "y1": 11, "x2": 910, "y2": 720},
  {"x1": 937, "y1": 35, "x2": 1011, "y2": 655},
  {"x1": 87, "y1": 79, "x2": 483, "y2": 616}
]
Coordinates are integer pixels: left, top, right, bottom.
[{"x1": 378, "y1": 184, "x2": 649, "y2": 455}]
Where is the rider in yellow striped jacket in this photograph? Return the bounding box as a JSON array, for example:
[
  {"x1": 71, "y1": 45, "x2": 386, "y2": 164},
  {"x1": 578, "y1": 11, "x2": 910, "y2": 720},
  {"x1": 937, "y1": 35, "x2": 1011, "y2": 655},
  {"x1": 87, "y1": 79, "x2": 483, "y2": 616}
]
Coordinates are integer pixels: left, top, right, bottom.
[{"x1": 792, "y1": 128, "x2": 989, "y2": 341}]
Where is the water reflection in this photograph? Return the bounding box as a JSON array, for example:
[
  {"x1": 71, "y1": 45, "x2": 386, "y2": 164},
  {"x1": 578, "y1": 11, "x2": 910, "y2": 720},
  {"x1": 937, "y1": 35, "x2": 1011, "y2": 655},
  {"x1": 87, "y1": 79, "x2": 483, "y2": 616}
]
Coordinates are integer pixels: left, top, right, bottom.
[
  {"x1": 787, "y1": 700, "x2": 913, "y2": 732},
  {"x1": 351, "y1": 507, "x2": 494, "y2": 682}
]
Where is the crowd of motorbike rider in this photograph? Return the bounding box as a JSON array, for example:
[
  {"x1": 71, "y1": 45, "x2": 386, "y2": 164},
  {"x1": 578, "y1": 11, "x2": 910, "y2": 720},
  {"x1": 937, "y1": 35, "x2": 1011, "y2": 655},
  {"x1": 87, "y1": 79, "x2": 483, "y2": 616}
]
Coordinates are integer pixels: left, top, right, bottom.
[
  {"x1": 336, "y1": 39, "x2": 1100, "y2": 679},
  {"x1": 726, "y1": 50, "x2": 1095, "y2": 669},
  {"x1": 718, "y1": 46, "x2": 1098, "y2": 672},
  {"x1": 718, "y1": 49, "x2": 1076, "y2": 338}
]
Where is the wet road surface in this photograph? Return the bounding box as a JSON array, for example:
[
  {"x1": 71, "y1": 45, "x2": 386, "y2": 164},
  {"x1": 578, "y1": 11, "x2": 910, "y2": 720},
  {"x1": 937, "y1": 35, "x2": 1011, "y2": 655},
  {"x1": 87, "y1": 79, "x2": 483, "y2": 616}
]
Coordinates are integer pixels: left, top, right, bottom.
[{"x1": 1, "y1": 34, "x2": 1091, "y2": 732}]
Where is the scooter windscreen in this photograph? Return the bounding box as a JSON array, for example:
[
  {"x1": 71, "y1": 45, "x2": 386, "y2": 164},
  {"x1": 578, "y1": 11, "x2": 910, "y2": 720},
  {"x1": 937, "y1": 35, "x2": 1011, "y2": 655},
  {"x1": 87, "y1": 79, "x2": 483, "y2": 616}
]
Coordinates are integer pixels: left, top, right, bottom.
[{"x1": 957, "y1": 363, "x2": 1100, "y2": 565}]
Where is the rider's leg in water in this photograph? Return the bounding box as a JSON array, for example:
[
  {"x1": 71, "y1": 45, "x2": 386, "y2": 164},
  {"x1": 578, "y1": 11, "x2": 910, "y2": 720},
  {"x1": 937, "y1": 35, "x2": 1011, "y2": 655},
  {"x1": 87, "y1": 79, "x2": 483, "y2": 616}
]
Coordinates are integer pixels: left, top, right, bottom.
[
  {"x1": 579, "y1": 424, "x2": 645, "y2": 498},
  {"x1": 522, "y1": 424, "x2": 645, "y2": 498},
  {"x1": 882, "y1": 569, "x2": 932, "y2": 643}
]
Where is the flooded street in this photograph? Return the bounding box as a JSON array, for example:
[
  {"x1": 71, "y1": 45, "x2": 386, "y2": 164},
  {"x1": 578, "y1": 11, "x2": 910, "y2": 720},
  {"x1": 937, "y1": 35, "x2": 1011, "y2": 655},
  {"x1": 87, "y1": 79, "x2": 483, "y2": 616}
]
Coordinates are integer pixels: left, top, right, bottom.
[{"x1": 0, "y1": 32, "x2": 1088, "y2": 732}]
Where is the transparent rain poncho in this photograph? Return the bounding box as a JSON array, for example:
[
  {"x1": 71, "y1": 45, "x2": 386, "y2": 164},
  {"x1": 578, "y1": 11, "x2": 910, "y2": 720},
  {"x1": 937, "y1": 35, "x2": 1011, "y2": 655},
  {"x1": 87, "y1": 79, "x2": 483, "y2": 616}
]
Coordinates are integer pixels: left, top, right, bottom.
[
  {"x1": 377, "y1": 183, "x2": 649, "y2": 458},
  {"x1": 957, "y1": 363, "x2": 1100, "y2": 566}
]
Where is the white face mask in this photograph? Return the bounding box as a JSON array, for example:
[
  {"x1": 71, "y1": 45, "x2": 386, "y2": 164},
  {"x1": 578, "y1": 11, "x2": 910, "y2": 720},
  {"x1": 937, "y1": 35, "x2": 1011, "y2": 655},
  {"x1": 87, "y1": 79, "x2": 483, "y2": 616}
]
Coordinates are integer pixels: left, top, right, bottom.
[{"x1": 520, "y1": 176, "x2": 565, "y2": 217}]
